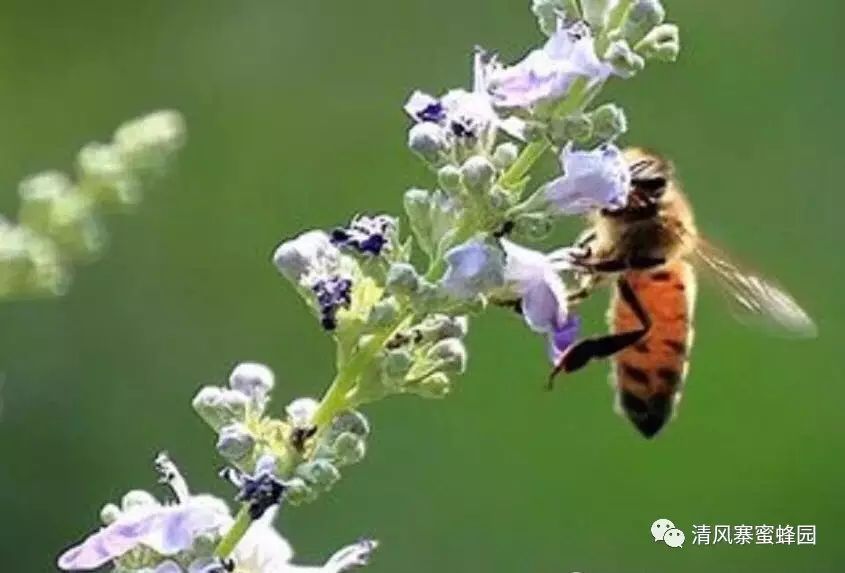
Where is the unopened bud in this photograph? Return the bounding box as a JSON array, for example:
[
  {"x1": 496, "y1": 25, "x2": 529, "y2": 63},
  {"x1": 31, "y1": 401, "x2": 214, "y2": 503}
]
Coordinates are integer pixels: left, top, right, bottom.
[
  {"x1": 531, "y1": 0, "x2": 579, "y2": 36},
  {"x1": 623, "y1": 0, "x2": 666, "y2": 44},
  {"x1": 121, "y1": 490, "x2": 158, "y2": 511},
  {"x1": 408, "y1": 122, "x2": 448, "y2": 165},
  {"x1": 550, "y1": 113, "x2": 593, "y2": 145},
  {"x1": 414, "y1": 280, "x2": 452, "y2": 313},
  {"x1": 488, "y1": 188, "x2": 512, "y2": 211},
  {"x1": 590, "y1": 104, "x2": 628, "y2": 142},
  {"x1": 492, "y1": 143, "x2": 520, "y2": 170},
  {"x1": 460, "y1": 156, "x2": 496, "y2": 194},
  {"x1": 605, "y1": 40, "x2": 645, "y2": 79},
  {"x1": 273, "y1": 230, "x2": 339, "y2": 284},
  {"x1": 426, "y1": 338, "x2": 468, "y2": 374},
  {"x1": 286, "y1": 397, "x2": 319, "y2": 430},
  {"x1": 99, "y1": 503, "x2": 122, "y2": 525},
  {"x1": 284, "y1": 477, "x2": 317, "y2": 506},
  {"x1": 192, "y1": 386, "x2": 249, "y2": 431},
  {"x1": 296, "y1": 459, "x2": 341, "y2": 491},
  {"x1": 228, "y1": 362, "x2": 275, "y2": 406},
  {"x1": 368, "y1": 297, "x2": 399, "y2": 328},
  {"x1": 333, "y1": 432, "x2": 367, "y2": 466},
  {"x1": 385, "y1": 263, "x2": 420, "y2": 296},
  {"x1": 216, "y1": 423, "x2": 255, "y2": 461},
  {"x1": 415, "y1": 372, "x2": 451, "y2": 399},
  {"x1": 330, "y1": 410, "x2": 371, "y2": 438},
  {"x1": 383, "y1": 348, "x2": 413, "y2": 379},
  {"x1": 419, "y1": 314, "x2": 469, "y2": 342},
  {"x1": 437, "y1": 165, "x2": 462, "y2": 193},
  {"x1": 636, "y1": 23, "x2": 680, "y2": 63}
]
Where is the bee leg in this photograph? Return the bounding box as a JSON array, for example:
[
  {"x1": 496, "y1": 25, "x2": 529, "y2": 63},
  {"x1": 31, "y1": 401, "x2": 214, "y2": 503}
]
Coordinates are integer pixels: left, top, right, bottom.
[
  {"x1": 566, "y1": 273, "x2": 605, "y2": 305},
  {"x1": 549, "y1": 277, "x2": 651, "y2": 386},
  {"x1": 574, "y1": 229, "x2": 597, "y2": 250},
  {"x1": 566, "y1": 288, "x2": 592, "y2": 304},
  {"x1": 585, "y1": 255, "x2": 666, "y2": 273}
]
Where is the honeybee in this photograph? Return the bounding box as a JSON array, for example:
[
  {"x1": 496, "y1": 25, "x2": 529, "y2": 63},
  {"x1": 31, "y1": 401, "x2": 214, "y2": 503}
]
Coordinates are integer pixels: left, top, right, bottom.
[{"x1": 553, "y1": 147, "x2": 816, "y2": 438}]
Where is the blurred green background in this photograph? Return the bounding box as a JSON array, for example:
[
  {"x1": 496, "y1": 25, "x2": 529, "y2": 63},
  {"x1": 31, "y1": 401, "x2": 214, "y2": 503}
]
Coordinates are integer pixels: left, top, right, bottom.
[{"x1": 0, "y1": 1, "x2": 842, "y2": 571}]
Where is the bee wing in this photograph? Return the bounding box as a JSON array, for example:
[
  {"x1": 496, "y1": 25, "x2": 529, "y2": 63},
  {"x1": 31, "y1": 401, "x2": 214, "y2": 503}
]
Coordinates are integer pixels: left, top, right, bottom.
[{"x1": 691, "y1": 238, "x2": 817, "y2": 338}]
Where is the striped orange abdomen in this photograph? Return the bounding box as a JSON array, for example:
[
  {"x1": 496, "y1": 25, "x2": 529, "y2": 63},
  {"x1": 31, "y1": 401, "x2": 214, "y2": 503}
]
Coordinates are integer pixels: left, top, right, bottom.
[{"x1": 610, "y1": 260, "x2": 696, "y2": 437}]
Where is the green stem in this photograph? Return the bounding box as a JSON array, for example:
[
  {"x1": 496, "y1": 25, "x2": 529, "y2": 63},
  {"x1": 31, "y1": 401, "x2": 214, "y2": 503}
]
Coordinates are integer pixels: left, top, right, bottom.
[
  {"x1": 312, "y1": 314, "x2": 414, "y2": 428},
  {"x1": 552, "y1": 77, "x2": 590, "y2": 118},
  {"x1": 498, "y1": 139, "x2": 550, "y2": 190},
  {"x1": 214, "y1": 505, "x2": 252, "y2": 559}
]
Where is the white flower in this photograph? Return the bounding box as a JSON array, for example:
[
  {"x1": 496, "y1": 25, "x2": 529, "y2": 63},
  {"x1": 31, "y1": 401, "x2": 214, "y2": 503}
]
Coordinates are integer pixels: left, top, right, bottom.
[
  {"x1": 543, "y1": 143, "x2": 630, "y2": 214},
  {"x1": 236, "y1": 517, "x2": 377, "y2": 573},
  {"x1": 486, "y1": 22, "x2": 613, "y2": 108}
]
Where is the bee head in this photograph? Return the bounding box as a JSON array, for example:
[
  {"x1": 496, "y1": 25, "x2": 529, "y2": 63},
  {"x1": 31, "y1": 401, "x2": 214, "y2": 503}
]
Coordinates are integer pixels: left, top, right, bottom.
[
  {"x1": 623, "y1": 147, "x2": 674, "y2": 209},
  {"x1": 599, "y1": 148, "x2": 674, "y2": 220}
]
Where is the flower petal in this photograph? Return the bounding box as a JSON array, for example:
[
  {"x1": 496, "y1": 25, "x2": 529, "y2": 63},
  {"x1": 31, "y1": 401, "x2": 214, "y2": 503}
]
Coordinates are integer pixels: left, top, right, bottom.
[
  {"x1": 321, "y1": 539, "x2": 379, "y2": 573},
  {"x1": 520, "y1": 273, "x2": 568, "y2": 334},
  {"x1": 543, "y1": 144, "x2": 630, "y2": 214},
  {"x1": 403, "y1": 90, "x2": 445, "y2": 123},
  {"x1": 441, "y1": 239, "x2": 505, "y2": 299},
  {"x1": 232, "y1": 514, "x2": 294, "y2": 573},
  {"x1": 547, "y1": 313, "x2": 581, "y2": 363},
  {"x1": 487, "y1": 23, "x2": 612, "y2": 108},
  {"x1": 58, "y1": 506, "x2": 162, "y2": 570},
  {"x1": 57, "y1": 498, "x2": 231, "y2": 571}
]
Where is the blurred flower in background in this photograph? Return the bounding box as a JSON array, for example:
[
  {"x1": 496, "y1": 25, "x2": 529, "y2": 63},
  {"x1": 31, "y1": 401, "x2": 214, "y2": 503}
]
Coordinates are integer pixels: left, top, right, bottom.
[{"x1": 0, "y1": 110, "x2": 185, "y2": 300}]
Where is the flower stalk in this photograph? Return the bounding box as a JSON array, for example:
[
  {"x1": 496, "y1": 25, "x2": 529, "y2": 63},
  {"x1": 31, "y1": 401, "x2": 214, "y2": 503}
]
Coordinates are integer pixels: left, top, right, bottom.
[{"x1": 59, "y1": 2, "x2": 684, "y2": 571}]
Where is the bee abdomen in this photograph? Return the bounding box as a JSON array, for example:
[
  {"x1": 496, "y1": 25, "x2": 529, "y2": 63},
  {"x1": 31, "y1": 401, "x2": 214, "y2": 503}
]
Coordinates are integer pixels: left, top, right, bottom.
[{"x1": 609, "y1": 261, "x2": 697, "y2": 438}]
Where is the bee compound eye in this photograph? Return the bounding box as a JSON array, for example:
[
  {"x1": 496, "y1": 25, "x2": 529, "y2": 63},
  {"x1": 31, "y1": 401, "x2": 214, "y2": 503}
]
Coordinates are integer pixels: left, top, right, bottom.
[{"x1": 634, "y1": 176, "x2": 667, "y2": 196}]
